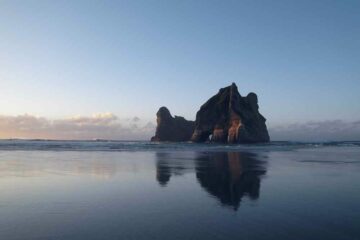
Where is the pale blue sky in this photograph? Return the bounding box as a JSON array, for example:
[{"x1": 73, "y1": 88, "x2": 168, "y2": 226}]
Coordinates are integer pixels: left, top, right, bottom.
[{"x1": 0, "y1": 0, "x2": 359, "y2": 131}]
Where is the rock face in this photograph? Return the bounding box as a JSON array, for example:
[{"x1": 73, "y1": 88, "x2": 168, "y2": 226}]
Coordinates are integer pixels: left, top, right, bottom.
[
  {"x1": 191, "y1": 83, "x2": 270, "y2": 143},
  {"x1": 151, "y1": 107, "x2": 195, "y2": 142}
]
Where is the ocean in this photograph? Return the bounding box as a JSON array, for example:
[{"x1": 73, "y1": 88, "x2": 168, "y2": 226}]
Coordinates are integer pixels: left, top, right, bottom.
[{"x1": 0, "y1": 140, "x2": 359, "y2": 240}]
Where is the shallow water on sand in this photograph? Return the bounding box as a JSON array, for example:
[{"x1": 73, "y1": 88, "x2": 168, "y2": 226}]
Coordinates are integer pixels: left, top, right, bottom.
[{"x1": 0, "y1": 142, "x2": 359, "y2": 240}]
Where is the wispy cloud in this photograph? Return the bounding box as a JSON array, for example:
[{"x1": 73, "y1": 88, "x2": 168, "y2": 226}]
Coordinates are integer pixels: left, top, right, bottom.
[
  {"x1": 1, "y1": 114, "x2": 359, "y2": 141},
  {"x1": 0, "y1": 113, "x2": 156, "y2": 140},
  {"x1": 269, "y1": 120, "x2": 360, "y2": 141}
]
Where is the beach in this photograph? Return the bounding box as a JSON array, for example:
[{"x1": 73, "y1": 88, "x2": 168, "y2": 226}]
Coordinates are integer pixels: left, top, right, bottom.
[{"x1": 0, "y1": 140, "x2": 359, "y2": 240}]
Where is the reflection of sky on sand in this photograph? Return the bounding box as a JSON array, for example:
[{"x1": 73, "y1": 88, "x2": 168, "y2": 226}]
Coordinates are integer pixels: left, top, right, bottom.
[
  {"x1": 0, "y1": 151, "x2": 155, "y2": 179},
  {"x1": 0, "y1": 150, "x2": 269, "y2": 212},
  {"x1": 0, "y1": 148, "x2": 360, "y2": 240}
]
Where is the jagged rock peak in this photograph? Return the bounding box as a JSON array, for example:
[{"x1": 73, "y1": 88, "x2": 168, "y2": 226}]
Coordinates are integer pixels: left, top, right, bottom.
[
  {"x1": 191, "y1": 83, "x2": 270, "y2": 143},
  {"x1": 157, "y1": 106, "x2": 172, "y2": 119},
  {"x1": 151, "y1": 107, "x2": 195, "y2": 142}
]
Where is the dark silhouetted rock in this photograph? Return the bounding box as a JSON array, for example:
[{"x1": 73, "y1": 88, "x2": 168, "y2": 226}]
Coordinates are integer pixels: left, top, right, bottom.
[
  {"x1": 191, "y1": 83, "x2": 270, "y2": 143},
  {"x1": 151, "y1": 107, "x2": 195, "y2": 142}
]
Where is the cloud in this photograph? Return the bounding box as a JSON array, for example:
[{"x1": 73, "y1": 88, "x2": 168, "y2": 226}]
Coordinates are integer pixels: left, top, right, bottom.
[
  {"x1": 0, "y1": 113, "x2": 156, "y2": 140},
  {"x1": 1, "y1": 114, "x2": 358, "y2": 141},
  {"x1": 269, "y1": 120, "x2": 360, "y2": 141},
  {"x1": 132, "y1": 116, "x2": 140, "y2": 122}
]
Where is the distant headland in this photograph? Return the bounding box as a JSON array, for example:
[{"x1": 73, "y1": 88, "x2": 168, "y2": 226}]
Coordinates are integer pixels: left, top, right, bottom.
[{"x1": 151, "y1": 83, "x2": 270, "y2": 143}]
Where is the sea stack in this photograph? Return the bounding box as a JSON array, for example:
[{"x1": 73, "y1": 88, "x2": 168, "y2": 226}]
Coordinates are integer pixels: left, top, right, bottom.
[
  {"x1": 151, "y1": 83, "x2": 270, "y2": 143},
  {"x1": 191, "y1": 83, "x2": 270, "y2": 143},
  {"x1": 151, "y1": 107, "x2": 195, "y2": 142}
]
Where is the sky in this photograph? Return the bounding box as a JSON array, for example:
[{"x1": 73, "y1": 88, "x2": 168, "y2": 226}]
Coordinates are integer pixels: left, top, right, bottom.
[{"x1": 0, "y1": 0, "x2": 359, "y2": 140}]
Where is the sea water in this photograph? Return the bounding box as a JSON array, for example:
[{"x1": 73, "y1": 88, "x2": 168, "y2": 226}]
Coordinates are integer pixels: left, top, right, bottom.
[{"x1": 0, "y1": 140, "x2": 359, "y2": 240}]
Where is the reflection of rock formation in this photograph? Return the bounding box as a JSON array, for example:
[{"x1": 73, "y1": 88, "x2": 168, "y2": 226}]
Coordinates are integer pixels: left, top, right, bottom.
[
  {"x1": 155, "y1": 152, "x2": 193, "y2": 186},
  {"x1": 156, "y1": 153, "x2": 172, "y2": 186},
  {"x1": 154, "y1": 151, "x2": 266, "y2": 210},
  {"x1": 195, "y1": 152, "x2": 266, "y2": 210}
]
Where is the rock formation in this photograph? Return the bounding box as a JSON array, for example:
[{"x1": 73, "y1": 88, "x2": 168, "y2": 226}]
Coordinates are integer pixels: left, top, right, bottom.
[
  {"x1": 191, "y1": 83, "x2": 270, "y2": 143},
  {"x1": 151, "y1": 107, "x2": 195, "y2": 142}
]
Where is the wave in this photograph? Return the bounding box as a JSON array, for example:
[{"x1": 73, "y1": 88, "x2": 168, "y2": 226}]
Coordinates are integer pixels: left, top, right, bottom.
[{"x1": 0, "y1": 139, "x2": 359, "y2": 152}]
